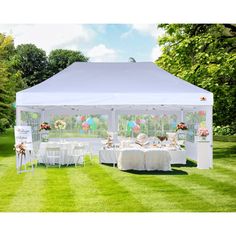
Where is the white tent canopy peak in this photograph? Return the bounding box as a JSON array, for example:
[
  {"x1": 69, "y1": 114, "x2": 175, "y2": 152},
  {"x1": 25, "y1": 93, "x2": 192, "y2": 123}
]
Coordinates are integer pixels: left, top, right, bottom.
[{"x1": 16, "y1": 62, "x2": 213, "y2": 106}]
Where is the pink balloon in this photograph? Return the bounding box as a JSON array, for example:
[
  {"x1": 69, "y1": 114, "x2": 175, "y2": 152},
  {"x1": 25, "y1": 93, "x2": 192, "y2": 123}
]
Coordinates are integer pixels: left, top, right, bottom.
[
  {"x1": 198, "y1": 111, "x2": 206, "y2": 117},
  {"x1": 80, "y1": 116, "x2": 86, "y2": 121},
  {"x1": 82, "y1": 122, "x2": 90, "y2": 131},
  {"x1": 140, "y1": 119, "x2": 146, "y2": 124},
  {"x1": 133, "y1": 125, "x2": 140, "y2": 134}
]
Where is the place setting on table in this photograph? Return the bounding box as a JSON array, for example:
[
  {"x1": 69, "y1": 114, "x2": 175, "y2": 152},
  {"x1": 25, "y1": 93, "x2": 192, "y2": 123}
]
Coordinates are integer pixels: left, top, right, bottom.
[{"x1": 99, "y1": 131, "x2": 187, "y2": 171}]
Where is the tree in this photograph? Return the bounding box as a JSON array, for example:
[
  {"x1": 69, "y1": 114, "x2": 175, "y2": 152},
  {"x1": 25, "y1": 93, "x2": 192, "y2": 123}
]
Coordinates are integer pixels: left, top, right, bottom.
[
  {"x1": 13, "y1": 44, "x2": 48, "y2": 86},
  {"x1": 0, "y1": 34, "x2": 19, "y2": 131},
  {"x1": 156, "y1": 24, "x2": 236, "y2": 131},
  {"x1": 0, "y1": 60, "x2": 11, "y2": 131},
  {"x1": 47, "y1": 49, "x2": 88, "y2": 76}
]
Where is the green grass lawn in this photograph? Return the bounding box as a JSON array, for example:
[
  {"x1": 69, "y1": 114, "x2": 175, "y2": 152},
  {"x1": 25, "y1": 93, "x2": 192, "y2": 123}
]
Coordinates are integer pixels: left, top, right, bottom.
[{"x1": 0, "y1": 129, "x2": 236, "y2": 212}]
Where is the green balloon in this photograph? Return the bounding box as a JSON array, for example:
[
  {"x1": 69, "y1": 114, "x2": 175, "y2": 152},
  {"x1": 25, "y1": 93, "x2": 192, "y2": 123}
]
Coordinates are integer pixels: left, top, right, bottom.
[
  {"x1": 90, "y1": 122, "x2": 97, "y2": 130},
  {"x1": 11, "y1": 102, "x2": 16, "y2": 109},
  {"x1": 31, "y1": 113, "x2": 38, "y2": 119},
  {"x1": 127, "y1": 126, "x2": 132, "y2": 135}
]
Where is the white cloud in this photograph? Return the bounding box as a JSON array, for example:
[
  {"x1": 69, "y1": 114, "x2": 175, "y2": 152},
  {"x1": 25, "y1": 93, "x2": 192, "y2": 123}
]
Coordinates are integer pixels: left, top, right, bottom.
[
  {"x1": 151, "y1": 45, "x2": 162, "y2": 61},
  {"x1": 0, "y1": 24, "x2": 96, "y2": 54},
  {"x1": 122, "y1": 24, "x2": 164, "y2": 62},
  {"x1": 87, "y1": 44, "x2": 118, "y2": 62},
  {"x1": 121, "y1": 24, "x2": 165, "y2": 39},
  {"x1": 120, "y1": 30, "x2": 132, "y2": 39},
  {"x1": 132, "y1": 24, "x2": 158, "y2": 38}
]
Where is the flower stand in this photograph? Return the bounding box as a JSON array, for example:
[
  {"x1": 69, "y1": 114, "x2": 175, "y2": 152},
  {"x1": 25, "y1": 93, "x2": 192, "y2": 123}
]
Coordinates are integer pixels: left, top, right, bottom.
[
  {"x1": 196, "y1": 139, "x2": 212, "y2": 169},
  {"x1": 177, "y1": 129, "x2": 187, "y2": 140},
  {"x1": 41, "y1": 130, "x2": 49, "y2": 142}
]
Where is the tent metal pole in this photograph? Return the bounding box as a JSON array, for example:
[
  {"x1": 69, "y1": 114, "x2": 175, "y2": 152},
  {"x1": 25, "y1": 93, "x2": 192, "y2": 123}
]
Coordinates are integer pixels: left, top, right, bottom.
[
  {"x1": 206, "y1": 105, "x2": 213, "y2": 168},
  {"x1": 41, "y1": 109, "x2": 45, "y2": 123},
  {"x1": 108, "y1": 109, "x2": 119, "y2": 142},
  {"x1": 16, "y1": 107, "x2": 21, "y2": 126},
  {"x1": 180, "y1": 109, "x2": 184, "y2": 122}
]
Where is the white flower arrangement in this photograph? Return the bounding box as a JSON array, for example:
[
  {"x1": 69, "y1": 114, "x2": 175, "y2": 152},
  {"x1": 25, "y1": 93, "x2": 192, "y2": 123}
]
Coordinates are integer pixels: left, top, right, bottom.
[{"x1": 54, "y1": 120, "x2": 66, "y2": 130}]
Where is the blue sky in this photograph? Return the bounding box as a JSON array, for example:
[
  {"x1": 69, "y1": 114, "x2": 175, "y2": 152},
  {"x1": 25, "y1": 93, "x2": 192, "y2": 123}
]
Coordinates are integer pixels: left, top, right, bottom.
[{"x1": 0, "y1": 24, "x2": 163, "y2": 62}]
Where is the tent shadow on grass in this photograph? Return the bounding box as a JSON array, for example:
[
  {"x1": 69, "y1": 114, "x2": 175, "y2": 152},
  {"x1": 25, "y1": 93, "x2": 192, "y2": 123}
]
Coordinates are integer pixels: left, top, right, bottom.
[
  {"x1": 122, "y1": 168, "x2": 188, "y2": 175},
  {"x1": 172, "y1": 159, "x2": 197, "y2": 168},
  {"x1": 102, "y1": 163, "x2": 188, "y2": 175},
  {"x1": 213, "y1": 146, "x2": 236, "y2": 159}
]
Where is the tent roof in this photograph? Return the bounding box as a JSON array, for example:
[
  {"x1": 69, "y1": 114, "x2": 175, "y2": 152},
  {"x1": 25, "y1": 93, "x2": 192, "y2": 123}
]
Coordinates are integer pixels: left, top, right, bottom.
[{"x1": 16, "y1": 62, "x2": 213, "y2": 106}]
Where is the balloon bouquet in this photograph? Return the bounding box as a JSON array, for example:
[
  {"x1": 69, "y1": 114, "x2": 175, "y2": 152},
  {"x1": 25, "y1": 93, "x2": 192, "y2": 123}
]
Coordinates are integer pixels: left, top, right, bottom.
[
  {"x1": 127, "y1": 119, "x2": 143, "y2": 137},
  {"x1": 79, "y1": 116, "x2": 97, "y2": 134}
]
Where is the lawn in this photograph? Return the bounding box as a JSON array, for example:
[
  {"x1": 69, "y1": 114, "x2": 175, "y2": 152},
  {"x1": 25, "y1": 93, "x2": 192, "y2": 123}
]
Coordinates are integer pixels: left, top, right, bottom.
[{"x1": 0, "y1": 129, "x2": 235, "y2": 212}]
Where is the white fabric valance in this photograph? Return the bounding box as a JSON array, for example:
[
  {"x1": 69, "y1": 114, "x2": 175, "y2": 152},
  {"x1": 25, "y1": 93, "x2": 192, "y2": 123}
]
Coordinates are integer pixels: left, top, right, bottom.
[{"x1": 16, "y1": 62, "x2": 213, "y2": 107}]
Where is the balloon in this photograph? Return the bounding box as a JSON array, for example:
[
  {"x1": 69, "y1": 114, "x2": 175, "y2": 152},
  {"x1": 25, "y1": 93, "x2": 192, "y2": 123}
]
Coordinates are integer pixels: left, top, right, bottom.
[
  {"x1": 140, "y1": 119, "x2": 146, "y2": 124},
  {"x1": 198, "y1": 111, "x2": 206, "y2": 117},
  {"x1": 128, "y1": 121, "x2": 136, "y2": 128},
  {"x1": 127, "y1": 126, "x2": 132, "y2": 135},
  {"x1": 171, "y1": 121, "x2": 177, "y2": 129},
  {"x1": 86, "y1": 117, "x2": 94, "y2": 125},
  {"x1": 133, "y1": 125, "x2": 140, "y2": 134},
  {"x1": 90, "y1": 122, "x2": 97, "y2": 131},
  {"x1": 31, "y1": 113, "x2": 38, "y2": 119},
  {"x1": 11, "y1": 102, "x2": 16, "y2": 109},
  {"x1": 82, "y1": 122, "x2": 90, "y2": 131},
  {"x1": 200, "y1": 121, "x2": 206, "y2": 128},
  {"x1": 80, "y1": 116, "x2": 86, "y2": 121},
  {"x1": 82, "y1": 122, "x2": 89, "y2": 128}
]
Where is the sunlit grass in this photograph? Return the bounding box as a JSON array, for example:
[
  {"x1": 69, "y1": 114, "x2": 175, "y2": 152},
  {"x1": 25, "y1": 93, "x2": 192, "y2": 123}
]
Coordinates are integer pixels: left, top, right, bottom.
[{"x1": 0, "y1": 129, "x2": 235, "y2": 212}]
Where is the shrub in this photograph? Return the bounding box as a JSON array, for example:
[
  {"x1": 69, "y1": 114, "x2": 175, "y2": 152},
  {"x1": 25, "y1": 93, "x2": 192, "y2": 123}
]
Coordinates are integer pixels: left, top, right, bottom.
[
  {"x1": 213, "y1": 123, "x2": 236, "y2": 136},
  {"x1": 0, "y1": 118, "x2": 10, "y2": 133}
]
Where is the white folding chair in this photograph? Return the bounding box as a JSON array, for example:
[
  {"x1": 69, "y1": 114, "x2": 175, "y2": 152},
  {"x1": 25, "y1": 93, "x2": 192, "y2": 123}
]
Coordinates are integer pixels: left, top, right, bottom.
[
  {"x1": 72, "y1": 146, "x2": 85, "y2": 167},
  {"x1": 82, "y1": 142, "x2": 94, "y2": 163},
  {"x1": 45, "y1": 147, "x2": 61, "y2": 168}
]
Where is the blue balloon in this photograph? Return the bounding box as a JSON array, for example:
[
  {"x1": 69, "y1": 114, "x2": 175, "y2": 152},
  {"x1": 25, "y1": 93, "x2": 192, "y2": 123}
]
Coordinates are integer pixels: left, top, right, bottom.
[
  {"x1": 127, "y1": 121, "x2": 132, "y2": 128},
  {"x1": 86, "y1": 117, "x2": 94, "y2": 125},
  {"x1": 128, "y1": 121, "x2": 136, "y2": 128},
  {"x1": 171, "y1": 121, "x2": 177, "y2": 129}
]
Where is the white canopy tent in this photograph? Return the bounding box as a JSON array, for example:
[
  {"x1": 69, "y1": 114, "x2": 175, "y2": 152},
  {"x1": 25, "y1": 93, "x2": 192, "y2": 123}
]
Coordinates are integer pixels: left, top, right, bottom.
[{"x1": 16, "y1": 62, "x2": 213, "y2": 168}]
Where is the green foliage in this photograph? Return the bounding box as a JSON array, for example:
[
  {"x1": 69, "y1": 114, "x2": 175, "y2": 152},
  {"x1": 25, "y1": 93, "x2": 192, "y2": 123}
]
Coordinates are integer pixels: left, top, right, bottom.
[
  {"x1": 213, "y1": 123, "x2": 236, "y2": 136},
  {"x1": 0, "y1": 33, "x2": 20, "y2": 132},
  {"x1": 156, "y1": 24, "x2": 236, "y2": 131},
  {"x1": 0, "y1": 32, "x2": 89, "y2": 132},
  {"x1": 13, "y1": 44, "x2": 48, "y2": 86},
  {"x1": 12, "y1": 46, "x2": 89, "y2": 86},
  {"x1": 47, "y1": 49, "x2": 88, "y2": 76},
  {"x1": 0, "y1": 118, "x2": 10, "y2": 132}
]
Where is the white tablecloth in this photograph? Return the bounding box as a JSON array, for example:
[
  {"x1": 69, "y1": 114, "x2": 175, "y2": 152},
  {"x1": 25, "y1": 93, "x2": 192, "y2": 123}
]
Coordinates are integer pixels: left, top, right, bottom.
[
  {"x1": 168, "y1": 150, "x2": 187, "y2": 164},
  {"x1": 117, "y1": 148, "x2": 146, "y2": 170},
  {"x1": 144, "y1": 149, "x2": 171, "y2": 171},
  {"x1": 99, "y1": 148, "x2": 186, "y2": 164},
  {"x1": 38, "y1": 141, "x2": 85, "y2": 165},
  {"x1": 99, "y1": 147, "x2": 186, "y2": 171},
  {"x1": 99, "y1": 149, "x2": 119, "y2": 164}
]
